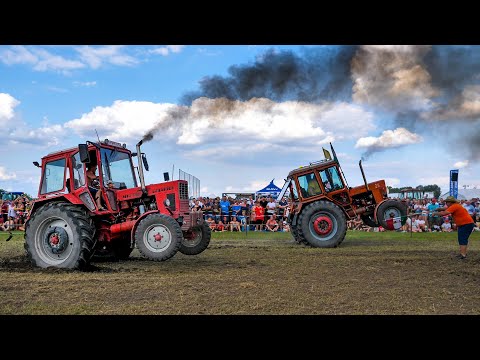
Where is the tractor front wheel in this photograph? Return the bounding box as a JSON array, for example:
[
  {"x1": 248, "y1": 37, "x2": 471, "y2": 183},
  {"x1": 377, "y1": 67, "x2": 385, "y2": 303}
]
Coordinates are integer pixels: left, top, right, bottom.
[
  {"x1": 134, "y1": 213, "x2": 182, "y2": 261},
  {"x1": 296, "y1": 201, "x2": 347, "y2": 248}
]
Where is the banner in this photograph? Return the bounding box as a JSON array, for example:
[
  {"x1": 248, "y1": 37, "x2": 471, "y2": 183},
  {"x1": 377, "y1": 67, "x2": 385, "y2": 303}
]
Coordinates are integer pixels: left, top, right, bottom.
[{"x1": 450, "y1": 169, "x2": 459, "y2": 199}]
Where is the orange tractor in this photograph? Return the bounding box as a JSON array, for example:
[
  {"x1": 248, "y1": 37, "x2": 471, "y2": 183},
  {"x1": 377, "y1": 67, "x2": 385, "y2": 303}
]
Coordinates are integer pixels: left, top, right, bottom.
[
  {"x1": 277, "y1": 143, "x2": 407, "y2": 247},
  {"x1": 24, "y1": 139, "x2": 210, "y2": 270}
]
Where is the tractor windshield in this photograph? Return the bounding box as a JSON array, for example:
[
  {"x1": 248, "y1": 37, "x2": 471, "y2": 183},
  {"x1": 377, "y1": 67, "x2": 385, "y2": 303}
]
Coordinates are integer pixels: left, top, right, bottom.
[{"x1": 100, "y1": 147, "x2": 137, "y2": 189}]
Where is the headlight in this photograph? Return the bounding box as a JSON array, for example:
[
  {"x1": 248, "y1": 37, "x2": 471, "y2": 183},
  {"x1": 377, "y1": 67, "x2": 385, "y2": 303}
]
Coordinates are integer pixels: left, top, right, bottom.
[{"x1": 164, "y1": 198, "x2": 171, "y2": 207}]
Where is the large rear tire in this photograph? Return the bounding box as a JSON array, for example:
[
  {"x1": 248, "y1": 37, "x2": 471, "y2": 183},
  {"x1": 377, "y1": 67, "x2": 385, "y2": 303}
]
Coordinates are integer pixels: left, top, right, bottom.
[
  {"x1": 296, "y1": 201, "x2": 347, "y2": 248},
  {"x1": 361, "y1": 214, "x2": 378, "y2": 228},
  {"x1": 134, "y1": 213, "x2": 182, "y2": 261},
  {"x1": 24, "y1": 202, "x2": 96, "y2": 270},
  {"x1": 375, "y1": 200, "x2": 407, "y2": 229},
  {"x1": 180, "y1": 222, "x2": 211, "y2": 255}
]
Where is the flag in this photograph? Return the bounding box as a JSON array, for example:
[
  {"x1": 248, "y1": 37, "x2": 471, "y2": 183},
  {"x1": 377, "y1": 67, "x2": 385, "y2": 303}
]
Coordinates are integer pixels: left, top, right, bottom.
[{"x1": 323, "y1": 148, "x2": 332, "y2": 160}]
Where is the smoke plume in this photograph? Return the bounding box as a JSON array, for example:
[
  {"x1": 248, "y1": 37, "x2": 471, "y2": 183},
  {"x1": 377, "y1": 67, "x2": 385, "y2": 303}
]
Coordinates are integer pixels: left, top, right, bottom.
[{"x1": 142, "y1": 45, "x2": 480, "y2": 162}]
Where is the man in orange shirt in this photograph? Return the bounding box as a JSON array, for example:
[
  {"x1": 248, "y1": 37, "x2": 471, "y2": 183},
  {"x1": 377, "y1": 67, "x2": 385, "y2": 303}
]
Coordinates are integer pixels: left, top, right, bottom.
[{"x1": 432, "y1": 196, "x2": 475, "y2": 260}]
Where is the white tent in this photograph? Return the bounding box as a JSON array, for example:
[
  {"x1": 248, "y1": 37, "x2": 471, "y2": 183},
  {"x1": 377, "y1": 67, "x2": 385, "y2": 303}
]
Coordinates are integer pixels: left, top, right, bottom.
[{"x1": 440, "y1": 188, "x2": 480, "y2": 200}]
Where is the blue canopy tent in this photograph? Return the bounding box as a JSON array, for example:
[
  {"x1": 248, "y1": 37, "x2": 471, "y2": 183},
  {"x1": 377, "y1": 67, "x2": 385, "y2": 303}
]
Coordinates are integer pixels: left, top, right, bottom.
[{"x1": 256, "y1": 179, "x2": 282, "y2": 199}]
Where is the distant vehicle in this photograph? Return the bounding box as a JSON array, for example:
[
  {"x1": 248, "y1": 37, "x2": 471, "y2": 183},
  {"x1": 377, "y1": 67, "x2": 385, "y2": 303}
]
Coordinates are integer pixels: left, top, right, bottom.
[
  {"x1": 390, "y1": 188, "x2": 435, "y2": 200},
  {"x1": 221, "y1": 192, "x2": 256, "y2": 200},
  {"x1": 1, "y1": 191, "x2": 25, "y2": 202}
]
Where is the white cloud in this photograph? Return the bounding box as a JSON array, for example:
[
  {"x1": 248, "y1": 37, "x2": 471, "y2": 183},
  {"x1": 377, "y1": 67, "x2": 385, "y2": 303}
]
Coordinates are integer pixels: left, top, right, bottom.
[
  {"x1": 167, "y1": 45, "x2": 185, "y2": 53},
  {"x1": 76, "y1": 46, "x2": 138, "y2": 69},
  {"x1": 149, "y1": 45, "x2": 185, "y2": 56},
  {"x1": 64, "y1": 100, "x2": 177, "y2": 142},
  {"x1": 0, "y1": 93, "x2": 20, "y2": 123},
  {"x1": 9, "y1": 124, "x2": 65, "y2": 147},
  {"x1": 73, "y1": 81, "x2": 97, "y2": 87},
  {"x1": 0, "y1": 46, "x2": 84, "y2": 73},
  {"x1": 64, "y1": 98, "x2": 376, "y2": 155},
  {"x1": 0, "y1": 166, "x2": 16, "y2": 180},
  {"x1": 0, "y1": 45, "x2": 37, "y2": 65},
  {"x1": 355, "y1": 128, "x2": 423, "y2": 150},
  {"x1": 384, "y1": 177, "x2": 401, "y2": 187},
  {"x1": 177, "y1": 98, "x2": 375, "y2": 145},
  {"x1": 454, "y1": 160, "x2": 469, "y2": 168},
  {"x1": 32, "y1": 48, "x2": 85, "y2": 72}
]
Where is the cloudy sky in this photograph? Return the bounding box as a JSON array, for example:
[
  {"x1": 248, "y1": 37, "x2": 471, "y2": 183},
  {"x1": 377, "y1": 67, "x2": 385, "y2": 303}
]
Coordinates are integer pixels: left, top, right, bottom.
[{"x1": 0, "y1": 45, "x2": 479, "y2": 197}]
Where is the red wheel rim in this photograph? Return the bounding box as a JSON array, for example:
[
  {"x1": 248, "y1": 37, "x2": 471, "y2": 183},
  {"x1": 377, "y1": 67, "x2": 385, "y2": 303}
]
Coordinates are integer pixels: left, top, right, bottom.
[{"x1": 313, "y1": 216, "x2": 333, "y2": 235}]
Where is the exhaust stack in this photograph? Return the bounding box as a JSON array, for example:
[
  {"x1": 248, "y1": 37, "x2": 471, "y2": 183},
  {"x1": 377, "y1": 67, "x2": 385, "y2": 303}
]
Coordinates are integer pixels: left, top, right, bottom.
[
  {"x1": 136, "y1": 140, "x2": 146, "y2": 194},
  {"x1": 359, "y1": 160, "x2": 369, "y2": 191}
]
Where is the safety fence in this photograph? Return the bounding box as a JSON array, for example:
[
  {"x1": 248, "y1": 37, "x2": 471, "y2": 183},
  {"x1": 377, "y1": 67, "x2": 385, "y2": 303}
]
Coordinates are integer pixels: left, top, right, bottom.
[{"x1": 178, "y1": 169, "x2": 200, "y2": 199}]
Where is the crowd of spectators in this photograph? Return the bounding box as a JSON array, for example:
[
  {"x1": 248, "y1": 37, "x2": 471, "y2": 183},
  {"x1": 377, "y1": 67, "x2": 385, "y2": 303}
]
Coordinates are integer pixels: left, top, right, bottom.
[
  {"x1": 192, "y1": 195, "x2": 291, "y2": 232},
  {"x1": 0, "y1": 195, "x2": 32, "y2": 231},
  {"x1": 347, "y1": 196, "x2": 480, "y2": 233}
]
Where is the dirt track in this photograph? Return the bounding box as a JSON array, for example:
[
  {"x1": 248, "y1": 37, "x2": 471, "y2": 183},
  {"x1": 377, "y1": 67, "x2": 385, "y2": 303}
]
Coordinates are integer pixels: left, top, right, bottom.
[{"x1": 1, "y1": 232, "x2": 479, "y2": 314}]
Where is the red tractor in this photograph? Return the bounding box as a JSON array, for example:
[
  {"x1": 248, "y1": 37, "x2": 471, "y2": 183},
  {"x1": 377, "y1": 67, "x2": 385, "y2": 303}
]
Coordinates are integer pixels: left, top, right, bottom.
[
  {"x1": 277, "y1": 143, "x2": 407, "y2": 248},
  {"x1": 24, "y1": 139, "x2": 210, "y2": 270}
]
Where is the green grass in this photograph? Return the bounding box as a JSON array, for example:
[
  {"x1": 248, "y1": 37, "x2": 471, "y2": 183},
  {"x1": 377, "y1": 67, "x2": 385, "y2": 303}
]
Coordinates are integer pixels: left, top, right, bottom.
[{"x1": 1, "y1": 230, "x2": 479, "y2": 315}]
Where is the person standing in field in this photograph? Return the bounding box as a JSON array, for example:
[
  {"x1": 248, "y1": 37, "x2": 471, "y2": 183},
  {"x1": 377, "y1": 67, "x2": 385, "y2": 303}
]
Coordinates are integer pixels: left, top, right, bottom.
[{"x1": 432, "y1": 196, "x2": 475, "y2": 260}]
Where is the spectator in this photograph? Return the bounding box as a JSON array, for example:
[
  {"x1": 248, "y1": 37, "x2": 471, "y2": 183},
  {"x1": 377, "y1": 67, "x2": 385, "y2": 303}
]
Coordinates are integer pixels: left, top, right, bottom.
[
  {"x1": 432, "y1": 196, "x2": 475, "y2": 260},
  {"x1": 277, "y1": 197, "x2": 288, "y2": 221},
  {"x1": 229, "y1": 216, "x2": 241, "y2": 232},
  {"x1": 2, "y1": 217, "x2": 15, "y2": 231},
  {"x1": 216, "y1": 219, "x2": 226, "y2": 232},
  {"x1": 219, "y1": 196, "x2": 231, "y2": 223},
  {"x1": 441, "y1": 218, "x2": 452, "y2": 232},
  {"x1": 265, "y1": 215, "x2": 279, "y2": 232},
  {"x1": 206, "y1": 216, "x2": 216, "y2": 231},
  {"x1": 252, "y1": 201, "x2": 265, "y2": 231},
  {"x1": 462, "y1": 200, "x2": 476, "y2": 223},
  {"x1": 266, "y1": 196, "x2": 277, "y2": 219},
  {"x1": 427, "y1": 198, "x2": 441, "y2": 231}
]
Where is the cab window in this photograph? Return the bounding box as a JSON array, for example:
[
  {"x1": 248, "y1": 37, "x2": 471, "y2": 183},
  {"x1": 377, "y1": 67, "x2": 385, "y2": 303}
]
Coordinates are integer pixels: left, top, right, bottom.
[
  {"x1": 319, "y1": 166, "x2": 344, "y2": 192},
  {"x1": 297, "y1": 172, "x2": 322, "y2": 198},
  {"x1": 40, "y1": 158, "x2": 66, "y2": 194}
]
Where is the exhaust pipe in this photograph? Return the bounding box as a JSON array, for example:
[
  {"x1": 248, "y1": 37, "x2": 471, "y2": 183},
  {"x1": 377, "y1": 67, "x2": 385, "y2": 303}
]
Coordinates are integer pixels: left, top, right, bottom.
[
  {"x1": 359, "y1": 160, "x2": 369, "y2": 192},
  {"x1": 136, "y1": 140, "x2": 146, "y2": 194}
]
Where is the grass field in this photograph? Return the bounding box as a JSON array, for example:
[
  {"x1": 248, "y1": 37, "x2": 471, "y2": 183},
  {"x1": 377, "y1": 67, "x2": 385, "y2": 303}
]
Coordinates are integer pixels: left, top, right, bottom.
[{"x1": 1, "y1": 230, "x2": 479, "y2": 315}]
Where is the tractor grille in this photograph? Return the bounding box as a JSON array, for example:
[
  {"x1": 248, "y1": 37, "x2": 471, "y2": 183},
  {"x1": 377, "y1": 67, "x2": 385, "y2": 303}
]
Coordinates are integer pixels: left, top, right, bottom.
[{"x1": 179, "y1": 182, "x2": 188, "y2": 200}]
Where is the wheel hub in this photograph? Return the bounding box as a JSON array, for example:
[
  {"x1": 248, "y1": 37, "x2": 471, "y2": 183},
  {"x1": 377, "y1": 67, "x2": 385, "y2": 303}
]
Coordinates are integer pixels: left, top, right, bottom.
[
  {"x1": 154, "y1": 233, "x2": 163, "y2": 241},
  {"x1": 45, "y1": 227, "x2": 69, "y2": 254},
  {"x1": 313, "y1": 216, "x2": 333, "y2": 235}
]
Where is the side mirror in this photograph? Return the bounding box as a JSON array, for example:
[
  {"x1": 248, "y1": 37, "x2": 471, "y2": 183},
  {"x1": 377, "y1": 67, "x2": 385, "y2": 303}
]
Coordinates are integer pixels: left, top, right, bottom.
[
  {"x1": 78, "y1": 144, "x2": 90, "y2": 163},
  {"x1": 142, "y1": 154, "x2": 149, "y2": 171}
]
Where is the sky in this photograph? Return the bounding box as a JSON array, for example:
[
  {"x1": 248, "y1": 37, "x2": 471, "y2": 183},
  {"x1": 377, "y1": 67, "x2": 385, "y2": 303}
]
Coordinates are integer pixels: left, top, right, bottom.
[{"x1": 0, "y1": 45, "x2": 479, "y2": 198}]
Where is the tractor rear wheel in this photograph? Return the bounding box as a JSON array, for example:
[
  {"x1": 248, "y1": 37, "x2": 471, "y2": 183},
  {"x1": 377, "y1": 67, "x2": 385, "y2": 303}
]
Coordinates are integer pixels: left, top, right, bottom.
[
  {"x1": 134, "y1": 213, "x2": 182, "y2": 261},
  {"x1": 375, "y1": 200, "x2": 407, "y2": 229},
  {"x1": 296, "y1": 200, "x2": 347, "y2": 248},
  {"x1": 361, "y1": 214, "x2": 378, "y2": 228},
  {"x1": 180, "y1": 222, "x2": 211, "y2": 255},
  {"x1": 24, "y1": 202, "x2": 96, "y2": 270}
]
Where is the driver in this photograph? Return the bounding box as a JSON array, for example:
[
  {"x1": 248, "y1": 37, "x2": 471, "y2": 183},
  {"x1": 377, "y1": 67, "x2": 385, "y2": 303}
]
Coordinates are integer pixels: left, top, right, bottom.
[{"x1": 86, "y1": 163, "x2": 106, "y2": 211}]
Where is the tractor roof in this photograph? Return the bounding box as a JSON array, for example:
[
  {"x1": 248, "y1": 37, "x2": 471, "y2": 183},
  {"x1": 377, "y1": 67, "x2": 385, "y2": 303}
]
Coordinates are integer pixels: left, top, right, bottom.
[{"x1": 287, "y1": 159, "x2": 337, "y2": 177}]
